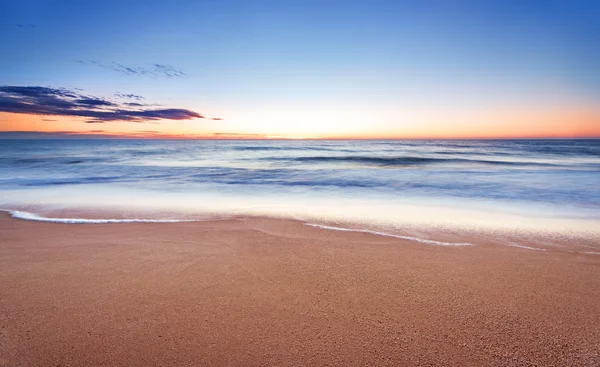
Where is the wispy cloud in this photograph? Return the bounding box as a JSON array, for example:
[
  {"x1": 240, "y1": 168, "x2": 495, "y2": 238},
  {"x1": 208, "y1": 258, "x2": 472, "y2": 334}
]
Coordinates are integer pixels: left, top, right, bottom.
[
  {"x1": 78, "y1": 61, "x2": 186, "y2": 78},
  {"x1": 16, "y1": 24, "x2": 36, "y2": 28},
  {"x1": 114, "y1": 92, "x2": 145, "y2": 100},
  {"x1": 0, "y1": 86, "x2": 204, "y2": 123}
]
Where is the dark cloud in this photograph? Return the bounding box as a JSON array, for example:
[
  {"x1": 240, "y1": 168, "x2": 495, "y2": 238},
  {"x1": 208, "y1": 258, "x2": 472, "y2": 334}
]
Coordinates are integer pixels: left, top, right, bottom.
[
  {"x1": 78, "y1": 61, "x2": 186, "y2": 78},
  {"x1": 74, "y1": 98, "x2": 116, "y2": 107},
  {"x1": 211, "y1": 117, "x2": 224, "y2": 120},
  {"x1": 0, "y1": 85, "x2": 204, "y2": 123},
  {"x1": 16, "y1": 24, "x2": 36, "y2": 28},
  {"x1": 0, "y1": 86, "x2": 77, "y2": 98}
]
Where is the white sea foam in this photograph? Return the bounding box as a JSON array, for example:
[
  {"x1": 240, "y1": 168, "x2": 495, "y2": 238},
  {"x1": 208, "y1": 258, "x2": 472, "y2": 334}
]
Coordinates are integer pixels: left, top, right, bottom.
[
  {"x1": 1, "y1": 185, "x2": 598, "y2": 235},
  {"x1": 6, "y1": 210, "x2": 194, "y2": 224},
  {"x1": 305, "y1": 223, "x2": 473, "y2": 246},
  {"x1": 506, "y1": 243, "x2": 548, "y2": 251}
]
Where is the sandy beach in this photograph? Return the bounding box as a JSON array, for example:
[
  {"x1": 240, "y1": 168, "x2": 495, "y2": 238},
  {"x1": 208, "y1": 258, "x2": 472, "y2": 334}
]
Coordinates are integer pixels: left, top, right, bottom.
[{"x1": 1, "y1": 212, "x2": 599, "y2": 366}]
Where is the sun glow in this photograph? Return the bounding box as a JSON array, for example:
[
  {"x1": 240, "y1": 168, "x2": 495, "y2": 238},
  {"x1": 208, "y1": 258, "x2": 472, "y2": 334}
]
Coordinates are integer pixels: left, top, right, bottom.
[{"x1": 1, "y1": 102, "x2": 599, "y2": 139}]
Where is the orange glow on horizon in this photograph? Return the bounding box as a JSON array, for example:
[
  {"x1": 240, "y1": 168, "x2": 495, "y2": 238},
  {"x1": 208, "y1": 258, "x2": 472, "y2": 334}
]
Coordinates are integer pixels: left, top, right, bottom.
[{"x1": 1, "y1": 104, "x2": 599, "y2": 140}]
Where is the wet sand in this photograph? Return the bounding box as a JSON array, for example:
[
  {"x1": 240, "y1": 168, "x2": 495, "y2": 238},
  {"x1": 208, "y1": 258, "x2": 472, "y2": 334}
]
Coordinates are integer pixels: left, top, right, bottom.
[{"x1": 1, "y1": 212, "x2": 599, "y2": 366}]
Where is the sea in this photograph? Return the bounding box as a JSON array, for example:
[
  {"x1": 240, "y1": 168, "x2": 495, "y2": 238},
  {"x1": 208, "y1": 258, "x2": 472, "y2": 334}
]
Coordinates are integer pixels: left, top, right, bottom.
[{"x1": 1, "y1": 139, "x2": 599, "y2": 243}]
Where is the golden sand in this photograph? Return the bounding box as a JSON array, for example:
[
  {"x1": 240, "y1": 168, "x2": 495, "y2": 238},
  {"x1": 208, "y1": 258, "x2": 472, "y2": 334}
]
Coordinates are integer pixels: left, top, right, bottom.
[{"x1": 1, "y1": 213, "x2": 599, "y2": 366}]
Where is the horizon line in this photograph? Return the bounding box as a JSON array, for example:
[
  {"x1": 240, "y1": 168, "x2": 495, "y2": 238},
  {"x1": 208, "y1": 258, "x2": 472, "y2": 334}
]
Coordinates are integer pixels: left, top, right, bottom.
[{"x1": 1, "y1": 131, "x2": 599, "y2": 141}]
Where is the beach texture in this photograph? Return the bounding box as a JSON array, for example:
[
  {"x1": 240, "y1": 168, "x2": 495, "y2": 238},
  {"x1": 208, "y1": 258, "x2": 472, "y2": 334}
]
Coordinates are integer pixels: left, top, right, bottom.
[{"x1": 1, "y1": 213, "x2": 599, "y2": 366}]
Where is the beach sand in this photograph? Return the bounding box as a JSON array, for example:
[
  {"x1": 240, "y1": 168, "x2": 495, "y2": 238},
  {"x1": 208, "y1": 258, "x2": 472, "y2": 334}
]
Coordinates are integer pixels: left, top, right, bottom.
[{"x1": 1, "y1": 212, "x2": 599, "y2": 366}]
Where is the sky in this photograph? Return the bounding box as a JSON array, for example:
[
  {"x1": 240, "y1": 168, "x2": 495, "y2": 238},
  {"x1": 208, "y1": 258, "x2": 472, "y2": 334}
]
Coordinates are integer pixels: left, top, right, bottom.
[{"x1": 0, "y1": 0, "x2": 599, "y2": 139}]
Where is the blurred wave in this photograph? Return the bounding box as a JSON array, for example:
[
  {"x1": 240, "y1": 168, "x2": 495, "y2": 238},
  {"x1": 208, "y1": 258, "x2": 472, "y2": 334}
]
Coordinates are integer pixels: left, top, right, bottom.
[{"x1": 0, "y1": 139, "x2": 599, "y2": 232}]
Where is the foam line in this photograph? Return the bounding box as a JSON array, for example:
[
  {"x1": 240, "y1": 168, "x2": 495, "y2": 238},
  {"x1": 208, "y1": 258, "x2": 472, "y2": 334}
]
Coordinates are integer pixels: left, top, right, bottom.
[
  {"x1": 305, "y1": 223, "x2": 473, "y2": 246},
  {"x1": 506, "y1": 243, "x2": 547, "y2": 251},
  {"x1": 6, "y1": 210, "x2": 194, "y2": 224}
]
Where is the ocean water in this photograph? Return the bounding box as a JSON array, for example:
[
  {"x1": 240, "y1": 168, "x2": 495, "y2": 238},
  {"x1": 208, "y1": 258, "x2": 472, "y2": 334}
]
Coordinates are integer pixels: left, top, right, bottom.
[{"x1": 0, "y1": 139, "x2": 599, "y2": 236}]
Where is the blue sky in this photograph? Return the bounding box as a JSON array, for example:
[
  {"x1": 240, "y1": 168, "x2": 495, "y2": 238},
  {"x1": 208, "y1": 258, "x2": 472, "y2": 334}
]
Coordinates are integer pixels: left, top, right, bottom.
[{"x1": 1, "y1": 0, "x2": 599, "y2": 138}]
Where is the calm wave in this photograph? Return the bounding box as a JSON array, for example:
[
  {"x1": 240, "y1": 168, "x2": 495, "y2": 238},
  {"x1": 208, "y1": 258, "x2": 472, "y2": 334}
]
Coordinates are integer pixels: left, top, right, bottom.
[{"x1": 1, "y1": 139, "x2": 599, "y2": 233}]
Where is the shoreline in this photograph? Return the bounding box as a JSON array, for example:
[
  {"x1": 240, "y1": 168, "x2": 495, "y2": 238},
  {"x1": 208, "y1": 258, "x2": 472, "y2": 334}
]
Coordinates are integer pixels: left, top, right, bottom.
[
  {"x1": 2, "y1": 207, "x2": 599, "y2": 254},
  {"x1": 1, "y1": 212, "x2": 600, "y2": 365},
  {"x1": 2, "y1": 182, "x2": 599, "y2": 236}
]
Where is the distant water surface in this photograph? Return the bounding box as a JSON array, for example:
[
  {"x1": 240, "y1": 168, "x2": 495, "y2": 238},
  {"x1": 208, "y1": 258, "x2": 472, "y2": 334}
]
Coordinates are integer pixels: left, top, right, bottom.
[{"x1": 1, "y1": 139, "x2": 599, "y2": 234}]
